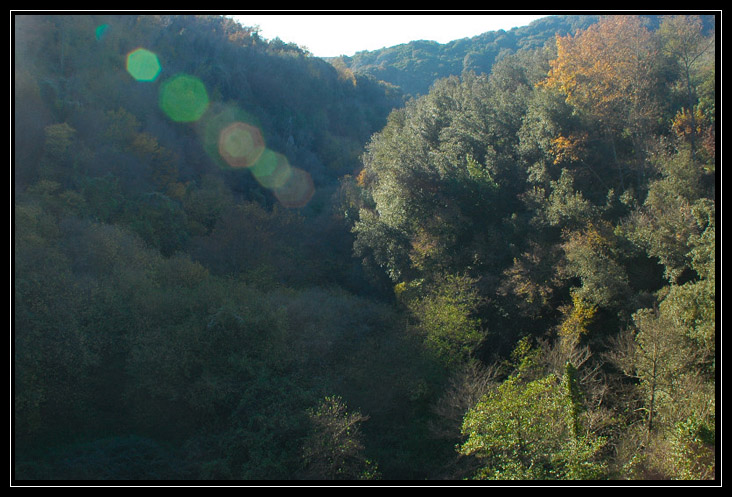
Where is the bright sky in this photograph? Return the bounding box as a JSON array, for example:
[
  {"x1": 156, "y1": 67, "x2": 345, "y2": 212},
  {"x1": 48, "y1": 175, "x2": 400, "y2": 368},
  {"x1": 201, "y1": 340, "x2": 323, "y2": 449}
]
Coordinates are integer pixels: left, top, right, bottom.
[{"x1": 230, "y1": 13, "x2": 550, "y2": 58}]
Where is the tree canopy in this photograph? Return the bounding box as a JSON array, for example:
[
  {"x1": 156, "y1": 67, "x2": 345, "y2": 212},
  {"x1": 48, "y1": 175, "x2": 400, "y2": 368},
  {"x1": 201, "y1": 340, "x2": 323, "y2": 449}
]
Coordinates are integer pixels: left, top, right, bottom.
[{"x1": 13, "y1": 13, "x2": 716, "y2": 482}]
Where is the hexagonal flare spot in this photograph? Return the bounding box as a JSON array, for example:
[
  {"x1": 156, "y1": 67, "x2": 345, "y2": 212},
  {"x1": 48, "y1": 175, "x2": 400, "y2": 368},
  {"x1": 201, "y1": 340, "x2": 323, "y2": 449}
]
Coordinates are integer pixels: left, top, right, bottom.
[{"x1": 126, "y1": 48, "x2": 161, "y2": 82}]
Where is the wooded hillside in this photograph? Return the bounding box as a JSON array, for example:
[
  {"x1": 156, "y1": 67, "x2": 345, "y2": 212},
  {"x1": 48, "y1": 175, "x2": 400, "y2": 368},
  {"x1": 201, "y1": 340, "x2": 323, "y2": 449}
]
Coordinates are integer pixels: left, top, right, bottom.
[{"x1": 13, "y1": 13, "x2": 717, "y2": 482}]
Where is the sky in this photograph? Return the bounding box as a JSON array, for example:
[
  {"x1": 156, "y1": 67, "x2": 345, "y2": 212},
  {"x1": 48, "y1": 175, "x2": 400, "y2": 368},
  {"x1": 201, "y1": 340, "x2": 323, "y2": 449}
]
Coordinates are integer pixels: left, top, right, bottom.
[{"x1": 230, "y1": 13, "x2": 550, "y2": 58}]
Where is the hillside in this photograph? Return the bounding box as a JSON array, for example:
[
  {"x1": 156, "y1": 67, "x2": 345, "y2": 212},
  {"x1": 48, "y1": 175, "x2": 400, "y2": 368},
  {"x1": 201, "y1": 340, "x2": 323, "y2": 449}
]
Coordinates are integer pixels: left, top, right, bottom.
[
  {"x1": 13, "y1": 13, "x2": 717, "y2": 482},
  {"x1": 333, "y1": 14, "x2": 715, "y2": 98}
]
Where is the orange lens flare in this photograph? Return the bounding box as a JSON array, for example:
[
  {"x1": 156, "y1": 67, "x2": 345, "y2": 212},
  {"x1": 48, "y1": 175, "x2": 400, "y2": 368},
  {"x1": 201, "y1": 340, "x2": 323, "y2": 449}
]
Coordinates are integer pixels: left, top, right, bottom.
[
  {"x1": 273, "y1": 167, "x2": 315, "y2": 209},
  {"x1": 218, "y1": 122, "x2": 265, "y2": 168}
]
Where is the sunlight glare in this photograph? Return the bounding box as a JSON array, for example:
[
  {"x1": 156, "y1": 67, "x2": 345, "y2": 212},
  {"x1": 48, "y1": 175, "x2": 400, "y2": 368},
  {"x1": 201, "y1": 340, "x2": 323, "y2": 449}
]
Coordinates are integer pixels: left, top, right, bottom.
[
  {"x1": 250, "y1": 149, "x2": 293, "y2": 190},
  {"x1": 159, "y1": 74, "x2": 209, "y2": 122},
  {"x1": 273, "y1": 167, "x2": 315, "y2": 209},
  {"x1": 126, "y1": 48, "x2": 161, "y2": 82},
  {"x1": 218, "y1": 122, "x2": 265, "y2": 169}
]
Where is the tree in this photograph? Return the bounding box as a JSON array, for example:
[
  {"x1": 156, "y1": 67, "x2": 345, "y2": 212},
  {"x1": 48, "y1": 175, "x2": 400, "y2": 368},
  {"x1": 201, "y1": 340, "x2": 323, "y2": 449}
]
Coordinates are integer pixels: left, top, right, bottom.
[
  {"x1": 38, "y1": 122, "x2": 77, "y2": 185},
  {"x1": 543, "y1": 168, "x2": 599, "y2": 229},
  {"x1": 459, "y1": 364, "x2": 606, "y2": 480},
  {"x1": 430, "y1": 360, "x2": 499, "y2": 441},
  {"x1": 658, "y1": 15, "x2": 715, "y2": 162},
  {"x1": 404, "y1": 274, "x2": 485, "y2": 367},
  {"x1": 542, "y1": 15, "x2": 662, "y2": 189},
  {"x1": 606, "y1": 299, "x2": 714, "y2": 480},
  {"x1": 14, "y1": 209, "x2": 161, "y2": 449},
  {"x1": 666, "y1": 414, "x2": 715, "y2": 480},
  {"x1": 121, "y1": 192, "x2": 189, "y2": 257},
  {"x1": 544, "y1": 16, "x2": 659, "y2": 132},
  {"x1": 301, "y1": 396, "x2": 379, "y2": 480},
  {"x1": 181, "y1": 174, "x2": 234, "y2": 236},
  {"x1": 352, "y1": 207, "x2": 412, "y2": 284},
  {"x1": 622, "y1": 146, "x2": 712, "y2": 284},
  {"x1": 559, "y1": 220, "x2": 630, "y2": 309},
  {"x1": 353, "y1": 72, "x2": 519, "y2": 289},
  {"x1": 498, "y1": 241, "x2": 563, "y2": 321}
]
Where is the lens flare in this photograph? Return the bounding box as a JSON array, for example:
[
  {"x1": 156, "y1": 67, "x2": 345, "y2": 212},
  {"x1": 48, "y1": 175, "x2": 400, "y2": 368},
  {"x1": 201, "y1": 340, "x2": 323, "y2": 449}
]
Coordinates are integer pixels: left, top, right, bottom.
[
  {"x1": 159, "y1": 74, "x2": 209, "y2": 122},
  {"x1": 273, "y1": 167, "x2": 315, "y2": 209},
  {"x1": 126, "y1": 48, "x2": 161, "y2": 82},
  {"x1": 95, "y1": 24, "x2": 109, "y2": 41},
  {"x1": 199, "y1": 104, "x2": 265, "y2": 169},
  {"x1": 218, "y1": 122, "x2": 265, "y2": 168},
  {"x1": 250, "y1": 149, "x2": 293, "y2": 189},
  {"x1": 191, "y1": 102, "x2": 314, "y2": 208}
]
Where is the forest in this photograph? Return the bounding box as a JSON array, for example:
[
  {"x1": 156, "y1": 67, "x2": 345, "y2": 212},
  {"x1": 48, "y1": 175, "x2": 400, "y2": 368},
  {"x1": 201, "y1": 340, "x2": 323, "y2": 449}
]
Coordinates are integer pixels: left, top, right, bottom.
[{"x1": 12, "y1": 13, "x2": 717, "y2": 482}]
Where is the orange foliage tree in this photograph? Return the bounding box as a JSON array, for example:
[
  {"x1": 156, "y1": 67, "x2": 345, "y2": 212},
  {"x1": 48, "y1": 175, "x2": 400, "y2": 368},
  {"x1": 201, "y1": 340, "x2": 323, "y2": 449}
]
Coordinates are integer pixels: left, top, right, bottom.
[
  {"x1": 541, "y1": 16, "x2": 660, "y2": 186},
  {"x1": 544, "y1": 15, "x2": 658, "y2": 133}
]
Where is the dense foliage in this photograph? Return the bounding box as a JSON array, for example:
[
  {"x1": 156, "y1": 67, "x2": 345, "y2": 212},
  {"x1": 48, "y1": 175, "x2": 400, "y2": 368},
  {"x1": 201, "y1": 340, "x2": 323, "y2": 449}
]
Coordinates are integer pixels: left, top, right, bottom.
[
  {"x1": 348, "y1": 13, "x2": 716, "y2": 481},
  {"x1": 13, "y1": 13, "x2": 716, "y2": 482}
]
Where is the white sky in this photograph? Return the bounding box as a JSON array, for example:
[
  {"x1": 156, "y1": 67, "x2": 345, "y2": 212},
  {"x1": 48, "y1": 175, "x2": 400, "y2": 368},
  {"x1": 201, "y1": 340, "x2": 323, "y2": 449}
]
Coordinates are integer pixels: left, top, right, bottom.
[{"x1": 230, "y1": 13, "x2": 550, "y2": 58}]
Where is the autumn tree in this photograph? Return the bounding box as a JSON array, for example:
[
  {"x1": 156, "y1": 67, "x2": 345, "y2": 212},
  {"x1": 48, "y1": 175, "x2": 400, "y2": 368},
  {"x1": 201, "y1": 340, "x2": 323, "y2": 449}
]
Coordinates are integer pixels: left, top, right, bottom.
[
  {"x1": 658, "y1": 15, "x2": 715, "y2": 162},
  {"x1": 542, "y1": 15, "x2": 662, "y2": 189}
]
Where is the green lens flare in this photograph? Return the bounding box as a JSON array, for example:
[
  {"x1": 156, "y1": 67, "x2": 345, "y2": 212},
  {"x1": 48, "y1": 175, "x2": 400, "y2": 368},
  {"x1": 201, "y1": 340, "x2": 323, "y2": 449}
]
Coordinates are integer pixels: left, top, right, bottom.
[
  {"x1": 218, "y1": 122, "x2": 265, "y2": 168},
  {"x1": 95, "y1": 24, "x2": 109, "y2": 41},
  {"x1": 126, "y1": 48, "x2": 161, "y2": 82},
  {"x1": 250, "y1": 150, "x2": 292, "y2": 189},
  {"x1": 159, "y1": 74, "x2": 209, "y2": 122}
]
